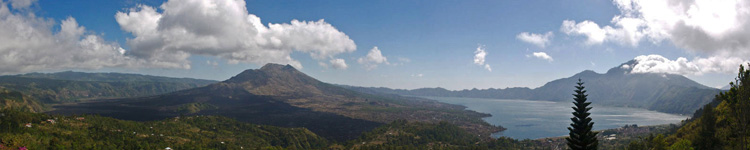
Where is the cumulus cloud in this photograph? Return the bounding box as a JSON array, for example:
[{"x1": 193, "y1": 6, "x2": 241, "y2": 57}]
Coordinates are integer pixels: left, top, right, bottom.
[
  {"x1": 9, "y1": 0, "x2": 35, "y2": 9},
  {"x1": 516, "y1": 32, "x2": 553, "y2": 48},
  {"x1": 116, "y1": 0, "x2": 356, "y2": 69},
  {"x1": 0, "y1": 0, "x2": 357, "y2": 74},
  {"x1": 0, "y1": 2, "x2": 161, "y2": 74},
  {"x1": 561, "y1": 20, "x2": 611, "y2": 45},
  {"x1": 629, "y1": 54, "x2": 749, "y2": 75},
  {"x1": 329, "y1": 58, "x2": 348, "y2": 69},
  {"x1": 561, "y1": 0, "x2": 750, "y2": 57},
  {"x1": 528, "y1": 52, "x2": 553, "y2": 62},
  {"x1": 473, "y1": 45, "x2": 491, "y2": 72},
  {"x1": 357, "y1": 46, "x2": 389, "y2": 70}
]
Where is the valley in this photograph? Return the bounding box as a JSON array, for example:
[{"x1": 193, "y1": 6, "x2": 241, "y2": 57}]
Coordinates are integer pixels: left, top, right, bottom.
[{"x1": 0, "y1": 63, "x2": 738, "y2": 149}]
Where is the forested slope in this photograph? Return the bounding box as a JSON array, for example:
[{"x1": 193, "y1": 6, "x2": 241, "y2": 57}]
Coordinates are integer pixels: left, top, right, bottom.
[
  {"x1": 0, "y1": 72, "x2": 216, "y2": 104},
  {"x1": 626, "y1": 64, "x2": 750, "y2": 150}
]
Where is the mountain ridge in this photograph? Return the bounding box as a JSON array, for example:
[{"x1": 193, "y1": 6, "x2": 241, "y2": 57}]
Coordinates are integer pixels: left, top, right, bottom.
[
  {"x1": 341, "y1": 60, "x2": 721, "y2": 114},
  {"x1": 0, "y1": 72, "x2": 218, "y2": 112},
  {"x1": 17, "y1": 71, "x2": 217, "y2": 83},
  {"x1": 49, "y1": 63, "x2": 503, "y2": 141}
]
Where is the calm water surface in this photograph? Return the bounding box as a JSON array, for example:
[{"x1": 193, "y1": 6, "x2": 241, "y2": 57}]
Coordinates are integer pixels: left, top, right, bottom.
[{"x1": 422, "y1": 96, "x2": 689, "y2": 140}]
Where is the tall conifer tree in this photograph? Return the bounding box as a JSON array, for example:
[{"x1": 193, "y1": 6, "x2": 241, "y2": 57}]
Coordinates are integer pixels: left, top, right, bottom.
[{"x1": 566, "y1": 79, "x2": 598, "y2": 150}]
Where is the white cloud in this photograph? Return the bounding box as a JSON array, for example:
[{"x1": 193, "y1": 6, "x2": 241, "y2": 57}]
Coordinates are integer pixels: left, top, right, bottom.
[
  {"x1": 473, "y1": 46, "x2": 486, "y2": 65},
  {"x1": 560, "y1": 19, "x2": 646, "y2": 46},
  {"x1": 390, "y1": 57, "x2": 411, "y2": 66},
  {"x1": 116, "y1": 0, "x2": 356, "y2": 69},
  {"x1": 621, "y1": 64, "x2": 631, "y2": 69},
  {"x1": 0, "y1": 0, "x2": 357, "y2": 74},
  {"x1": 357, "y1": 46, "x2": 389, "y2": 70},
  {"x1": 561, "y1": 0, "x2": 750, "y2": 57},
  {"x1": 516, "y1": 31, "x2": 553, "y2": 48},
  {"x1": 473, "y1": 45, "x2": 492, "y2": 72},
  {"x1": 329, "y1": 58, "x2": 348, "y2": 70},
  {"x1": 529, "y1": 52, "x2": 553, "y2": 62},
  {"x1": 398, "y1": 57, "x2": 411, "y2": 63},
  {"x1": 411, "y1": 73, "x2": 423, "y2": 78},
  {"x1": 9, "y1": 0, "x2": 35, "y2": 9},
  {"x1": 629, "y1": 54, "x2": 749, "y2": 75},
  {"x1": 206, "y1": 60, "x2": 218, "y2": 67},
  {"x1": 561, "y1": 20, "x2": 610, "y2": 45},
  {"x1": 0, "y1": 2, "x2": 163, "y2": 74}
]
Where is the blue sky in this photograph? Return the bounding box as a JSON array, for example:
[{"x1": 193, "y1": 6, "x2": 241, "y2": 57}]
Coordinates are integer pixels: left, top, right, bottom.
[{"x1": 1, "y1": 0, "x2": 747, "y2": 90}]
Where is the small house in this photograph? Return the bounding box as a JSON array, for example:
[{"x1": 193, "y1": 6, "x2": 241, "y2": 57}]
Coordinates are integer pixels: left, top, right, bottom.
[
  {"x1": 75, "y1": 117, "x2": 85, "y2": 120},
  {"x1": 24, "y1": 123, "x2": 31, "y2": 128},
  {"x1": 46, "y1": 119, "x2": 56, "y2": 124}
]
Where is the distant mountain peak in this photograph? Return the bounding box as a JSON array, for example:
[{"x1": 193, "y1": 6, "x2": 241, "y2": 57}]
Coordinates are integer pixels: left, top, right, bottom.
[
  {"x1": 573, "y1": 70, "x2": 600, "y2": 78},
  {"x1": 260, "y1": 63, "x2": 297, "y2": 71},
  {"x1": 223, "y1": 63, "x2": 324, "y2": 96},
  {"x1": 227, "y1": 63, "x2": 306, "y2": 83},
  {"x1": 606, "y1": 60, "x2": 636, "y2": 75}
]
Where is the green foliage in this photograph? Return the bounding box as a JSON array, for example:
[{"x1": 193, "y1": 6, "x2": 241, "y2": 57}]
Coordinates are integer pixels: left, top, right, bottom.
[
  {"x1": 0, "y1": 88, "x2": 44, "y2": 112},
  {"x1": 669, "y1": 139, "x2": 693, "y2": 150},
  {"x1": 345, "y1": 120, "x2": 534, "y2": 150},
  {"x1": 625, "y1": 134, "x2": 667, "y2": 150},
  {"x1": 0, "y1": 109, "x2": 328, "y2": 149},
  {"x1": 566, "y1": 79, "x2": 598, "y2": 150},
  {"x1": 693, "y1": 104, "x2": 719, "y2": 149},
  {"x1": 630, "y1": 64, "x2": 750, "y2": 150},
  {"x1": 0, "y1": 109, "x2": 536, "y2": 149}
]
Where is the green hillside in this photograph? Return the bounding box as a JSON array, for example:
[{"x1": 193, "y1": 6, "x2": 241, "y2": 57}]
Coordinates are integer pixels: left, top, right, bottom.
[
  {"x1": 17, "y1": 71, "x2": 216, "y2": 84},
  {"x1": 0, "y1": 88, "x2": 44, "y2": 112},
  {"x1": 0, "y1": 72, "x2": 216, "y2": 108},
  {"x1": 625, "y1": 64, "x2": 750, "y2": 150},
  {"x1": 345, "y1": 120, "x2": 531, "y2": 150},
  {"x1": 0, "y1": 109, "x2": 328, "y2": 150}
]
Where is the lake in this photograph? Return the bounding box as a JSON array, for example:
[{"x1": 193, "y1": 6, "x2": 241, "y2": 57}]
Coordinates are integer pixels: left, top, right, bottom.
[{"x1": 421, "y1": 96, "x2": 689, "y2": 140}]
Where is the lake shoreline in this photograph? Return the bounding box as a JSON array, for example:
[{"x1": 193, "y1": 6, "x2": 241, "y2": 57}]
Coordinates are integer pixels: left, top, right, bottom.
[{"x1": 419, "y1": 96, "x2": 689, "y2": 139}]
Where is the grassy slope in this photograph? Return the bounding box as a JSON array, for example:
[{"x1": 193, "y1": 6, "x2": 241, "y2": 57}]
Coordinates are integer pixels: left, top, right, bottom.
[{"x1": 0, "y1": 88, "x2": 44, "y2": 112}]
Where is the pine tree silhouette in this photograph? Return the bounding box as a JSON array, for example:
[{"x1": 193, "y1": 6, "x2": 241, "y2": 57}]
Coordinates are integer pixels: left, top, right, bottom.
[{"x1": 566, "y1": 79, "x2": 598, "y2": 150}]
